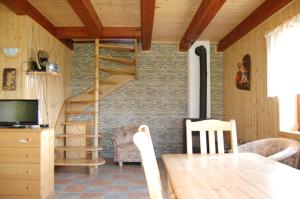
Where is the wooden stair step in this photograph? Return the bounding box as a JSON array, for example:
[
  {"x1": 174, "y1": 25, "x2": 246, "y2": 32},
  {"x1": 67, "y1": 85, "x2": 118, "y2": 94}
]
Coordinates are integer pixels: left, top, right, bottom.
[
  {"x1": 99, "y1": 66, "x2": 135, "y2": 75},
  {"x1": 65, "y1": 111, "x2": 95, "y2": 115},
  {"x1": 55, "y1": 158, "x2": 106, "y2": 166},
  {"x1": 62, "y1": 121, "x2": 94, "y2": 125},
  {"x1": 100, "y1": 79, "x2": 117, "y2": 85},
  {"x1": 55, "y1": 134, "x2": 100, "y2": 138},
  {"x1": 66, "y1": 100, "x2": 95, "y2": 104},
  {"x1": 55, "y1": 146, "x2": 103, "y2": 151},
  {"x1": 99, "y1": 44, "x2": 135, "y2": 52},
  {"x1": 100, "y1": 56, "x2": 136, "y2": 66}
]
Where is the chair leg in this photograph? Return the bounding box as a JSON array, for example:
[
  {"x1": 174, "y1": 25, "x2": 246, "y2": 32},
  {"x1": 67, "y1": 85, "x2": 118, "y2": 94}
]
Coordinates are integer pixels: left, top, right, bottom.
[{"x1": 119, "y1": 162, "x2": 123, "y2": 167}]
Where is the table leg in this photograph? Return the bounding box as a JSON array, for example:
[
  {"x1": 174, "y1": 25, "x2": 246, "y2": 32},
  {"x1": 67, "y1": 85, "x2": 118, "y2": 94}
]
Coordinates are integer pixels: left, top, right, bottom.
[{"x1": 167, "y1": 175, "x2": 176, "y2": 199}]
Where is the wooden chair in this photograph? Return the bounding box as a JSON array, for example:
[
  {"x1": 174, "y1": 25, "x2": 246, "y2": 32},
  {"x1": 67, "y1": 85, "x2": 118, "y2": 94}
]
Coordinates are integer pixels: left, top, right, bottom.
[
  {"x1": 186, "y1": 119, "x2": 238, "y2": 154},
  {"x1": 133, "y1": 125, "x2": 164, "y2": 199}
]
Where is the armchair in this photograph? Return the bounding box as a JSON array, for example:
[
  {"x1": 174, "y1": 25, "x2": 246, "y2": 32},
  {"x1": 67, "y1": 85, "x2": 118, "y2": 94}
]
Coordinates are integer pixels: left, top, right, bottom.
[
  {"x1": 238, "y1": 138, "x2": 300, "y2": 168},
  {"x1": 112, "y1": 125, "x2": 141, "y2": 167}
]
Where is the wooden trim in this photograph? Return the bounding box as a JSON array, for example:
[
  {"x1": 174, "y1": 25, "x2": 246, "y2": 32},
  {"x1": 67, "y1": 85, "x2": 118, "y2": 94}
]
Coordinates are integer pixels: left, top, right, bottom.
[
  {"x1": 0, "y1": 0, "x2": 73, "y2": 50},
  {"x1": 55, "y1": 158, "x2": 105, "y2": 166},
  {"x1": 140, "y1": 0, "x2": 156, "y2": 51},
  {"x1": 217, "y1": 0, "x2": 293, "y2": 51},
  {"x1": 56, "y1": 27, "x2": 141, "y2": 39},
  {"x1": 298, "y1": 95, "x2": 300, "y2": 131},
  {"x1": 67, "y1": 0, "x2": 103, "y2": 37},
  {"x1": 179, "y1": 0, "x2": 226, "y2": 51}
]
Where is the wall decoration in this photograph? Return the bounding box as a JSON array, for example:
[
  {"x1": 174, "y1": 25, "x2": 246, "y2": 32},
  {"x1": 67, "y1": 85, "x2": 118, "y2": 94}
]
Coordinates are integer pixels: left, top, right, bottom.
[
  {"x1": 235, "y1": 54, "x2": 251, "y2": 90},
  {"x1": 2, "y1": 68, "x2": 16, "y2": 91}
]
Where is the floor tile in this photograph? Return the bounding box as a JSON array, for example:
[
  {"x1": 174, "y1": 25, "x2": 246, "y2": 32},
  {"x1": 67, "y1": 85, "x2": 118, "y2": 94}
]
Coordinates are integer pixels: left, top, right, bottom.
[
  {"x1": 55, "y1": 178, "x2": 73, "y2": 185},
  {"x1": 64, "y1": 185, "x2": 86, "y2": 192},
  {"x1": 111, "y1": 179, "x2": 129, "y2": 186},
  {"x1": 85, "y1": 185, "x2": 107, "y2": 193},
  {"x1": 128, "y1": 192, "x2": 150, "y2": 199},
  {"x1": 103, "y1": 192, "x2": 128, "y2": 199},
  {"x1": 57, "y1": 192, "x2": 82, "y2": 199},
  {"x1": 91, "y1": 178, "x2": 112, "y2": 186},
  {"x1": 55, "y1": 184, "x2": 68, "y2": 192},
  {"x1": 80, "y1": 192, "x2": 104, "y2": 199},
  {"x1": 53, "y1": 158, "x2": 166, "y2": 199},
  {"x1": 107, "y1": 185, "x2": 128, "y2": 193},
  {"x1": 72, "y1": 178, "x2": 92, "y2": 185},
  {"x1": 128, "y1": 185, "x2": 148, "y2": 193}
]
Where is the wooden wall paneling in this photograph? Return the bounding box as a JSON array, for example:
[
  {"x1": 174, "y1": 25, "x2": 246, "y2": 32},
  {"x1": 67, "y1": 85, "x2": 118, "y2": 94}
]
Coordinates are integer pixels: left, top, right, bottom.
[
  {"x1": 223, "y1": 0, "x2": 300, "y2": 143},
  {"x1": 25, "y1": 16, "x2": 72, "y2": 127},
  {"x1": 0, "y1": 0, "x2": 73, "y2": 50},
  {"x1": 0, "y1": 4, "x2": 30, "y2": 99},
  {"x1": 66, "y1": 124, "x2": 87, "y2": 159}
]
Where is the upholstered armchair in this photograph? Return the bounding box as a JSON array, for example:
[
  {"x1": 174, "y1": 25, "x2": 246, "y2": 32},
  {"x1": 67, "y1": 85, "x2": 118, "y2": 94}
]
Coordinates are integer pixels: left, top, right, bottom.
[
  {"x1": 238, "y1": 138, "x2": 300, "y2": 168},
  {"x1": 112, "y1": 125, "x2": 141, "y2": 167}
]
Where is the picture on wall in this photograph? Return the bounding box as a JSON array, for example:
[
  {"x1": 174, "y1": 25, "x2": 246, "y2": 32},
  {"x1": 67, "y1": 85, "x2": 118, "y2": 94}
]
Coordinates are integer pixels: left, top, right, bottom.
[
  {"x1": 235, "y1": 54, "x2": 251, "y2": 90},
  {"x1": 2, "y1": 68, "x2": 16, "y2": 91}
]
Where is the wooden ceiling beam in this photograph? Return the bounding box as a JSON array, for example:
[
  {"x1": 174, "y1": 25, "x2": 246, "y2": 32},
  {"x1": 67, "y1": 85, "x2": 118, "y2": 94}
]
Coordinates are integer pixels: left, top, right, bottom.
[
  {"x1": 56, "y1": 27, "x2": 141, "y2": 39},
  {"x1": 140, "y1": 0, "x2": 156, "y2": 51},
  {"x1": 67, "y1": 0, "x2": 103, "y2": 37},
  {"x1": 217, "y1": 0, "x2": 293, "y2": 51},
  {"x1": 179, "y1": 0, "x2": 226, "y2": 51},
  {"x1": 0, "y1": 0, "x2": 73, "y2": 50}
]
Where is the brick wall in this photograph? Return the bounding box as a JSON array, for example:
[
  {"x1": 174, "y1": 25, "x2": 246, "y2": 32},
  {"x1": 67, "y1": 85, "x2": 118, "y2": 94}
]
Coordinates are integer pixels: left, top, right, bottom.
[
  {"x1": 71, "y1": 42, "x2": 223, "y2": 158},
  {"x1": 210, "y1": 44, "x2": 224, "y2": 119}
]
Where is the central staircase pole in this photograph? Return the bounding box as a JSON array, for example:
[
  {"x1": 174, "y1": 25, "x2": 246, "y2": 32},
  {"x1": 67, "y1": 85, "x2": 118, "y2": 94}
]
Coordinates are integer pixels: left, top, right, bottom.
[{"x1": 90, "y1": 39, "x2": 100, "y2": 174}]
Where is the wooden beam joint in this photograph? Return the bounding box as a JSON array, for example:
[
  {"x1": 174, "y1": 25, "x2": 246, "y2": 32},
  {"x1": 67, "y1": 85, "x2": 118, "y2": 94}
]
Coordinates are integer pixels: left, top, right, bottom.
[{"x1": 179, "y1": 0, "x2": 226, "y2": 51}]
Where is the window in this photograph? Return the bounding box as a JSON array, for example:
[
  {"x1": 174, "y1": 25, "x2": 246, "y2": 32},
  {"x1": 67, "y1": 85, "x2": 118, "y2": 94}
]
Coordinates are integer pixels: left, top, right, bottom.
[{"x1": 266, "y1": 14, "x2": 300, "y2": 132}]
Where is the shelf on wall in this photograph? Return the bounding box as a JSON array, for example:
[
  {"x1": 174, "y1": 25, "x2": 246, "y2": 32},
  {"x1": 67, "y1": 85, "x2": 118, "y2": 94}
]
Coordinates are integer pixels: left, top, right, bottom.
[{"x1": 27, "y1": 71, "x2": 61, "y2": 77}]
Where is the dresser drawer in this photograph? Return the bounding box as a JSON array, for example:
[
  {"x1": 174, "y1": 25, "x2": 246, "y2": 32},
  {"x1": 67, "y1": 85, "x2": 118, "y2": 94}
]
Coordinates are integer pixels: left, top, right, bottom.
[
  {"x1": 0, "y1": 179, "x2": 40, "y2": 195},
  {"x1": 0, "y1": 163, "x2": 40, "y2": 179},
  {"x1": 0, "y1": 131, "x2": 40, "y2": 148},
  {"x1": 0, "y1": 148, "x2": 40, "y2": 163}
]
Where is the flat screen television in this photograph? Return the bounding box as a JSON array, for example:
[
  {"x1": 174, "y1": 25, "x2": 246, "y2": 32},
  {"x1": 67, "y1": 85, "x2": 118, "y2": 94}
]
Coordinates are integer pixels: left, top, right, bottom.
[{"x1": 0, "y1": 99, "x2": 39, "y2": 127}]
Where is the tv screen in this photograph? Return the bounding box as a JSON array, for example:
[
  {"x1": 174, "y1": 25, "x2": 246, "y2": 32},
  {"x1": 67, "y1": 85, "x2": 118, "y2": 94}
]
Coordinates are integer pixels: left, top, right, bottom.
[{"x1": 0, "y1": 100, "x2": 38, "y2": 126}]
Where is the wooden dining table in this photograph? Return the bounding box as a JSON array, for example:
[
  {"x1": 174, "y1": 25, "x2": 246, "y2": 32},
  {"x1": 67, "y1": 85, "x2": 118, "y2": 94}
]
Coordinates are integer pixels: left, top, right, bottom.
[{"x1": 162, "y1": 153, "x2": 300, "y2": 199}]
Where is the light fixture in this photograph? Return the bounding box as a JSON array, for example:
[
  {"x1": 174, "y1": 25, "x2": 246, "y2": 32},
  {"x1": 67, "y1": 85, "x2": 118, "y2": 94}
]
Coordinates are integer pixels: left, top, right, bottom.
[{"x1": 3, "y1": 48, "x2": 21, "y2": 57}]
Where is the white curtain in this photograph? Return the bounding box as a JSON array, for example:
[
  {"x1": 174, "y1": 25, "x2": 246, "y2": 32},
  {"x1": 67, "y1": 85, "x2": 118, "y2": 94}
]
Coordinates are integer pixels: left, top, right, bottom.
[{"x1": 266, "y1": 13, "x2": 300, "y2": 97}]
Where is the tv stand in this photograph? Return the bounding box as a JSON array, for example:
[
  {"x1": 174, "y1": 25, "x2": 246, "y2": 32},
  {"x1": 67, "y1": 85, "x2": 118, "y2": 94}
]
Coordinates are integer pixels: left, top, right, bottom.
[
  {"x1": 0, "y1": 128, "x2": 54, "y2": 198},
  {"x1": 6, "y1": 125, "x2": 26, "y2": 128}
]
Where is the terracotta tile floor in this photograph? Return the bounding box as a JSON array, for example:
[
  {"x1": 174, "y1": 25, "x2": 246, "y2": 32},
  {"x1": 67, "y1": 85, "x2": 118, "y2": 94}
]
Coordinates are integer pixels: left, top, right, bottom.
[{"x1": 52, "y1": 159, "x2": 168, "y2": 199}]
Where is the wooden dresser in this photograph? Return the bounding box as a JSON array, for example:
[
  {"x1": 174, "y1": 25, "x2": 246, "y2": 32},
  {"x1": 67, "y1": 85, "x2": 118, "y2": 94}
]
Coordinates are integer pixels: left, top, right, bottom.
[{"x1": 0, "y1": 128, "x2": 54, "y2": 199}]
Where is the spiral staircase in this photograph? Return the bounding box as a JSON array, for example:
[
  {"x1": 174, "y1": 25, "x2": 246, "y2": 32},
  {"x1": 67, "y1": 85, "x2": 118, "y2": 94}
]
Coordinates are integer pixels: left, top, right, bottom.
[{"x1": 54, "y1": 39, "x2": 137, "y2": 174}]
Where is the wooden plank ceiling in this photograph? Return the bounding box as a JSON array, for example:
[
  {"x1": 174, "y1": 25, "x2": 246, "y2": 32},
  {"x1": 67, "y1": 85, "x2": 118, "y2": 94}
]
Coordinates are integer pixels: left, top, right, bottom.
[{"x1": 1, "y1": 0, "x2": 294, "y2": 51}]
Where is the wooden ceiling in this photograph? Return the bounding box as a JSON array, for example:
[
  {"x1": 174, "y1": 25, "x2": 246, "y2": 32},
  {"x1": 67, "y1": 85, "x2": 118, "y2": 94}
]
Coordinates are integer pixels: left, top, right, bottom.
[{"x1": 1, "y1": 0, "x2": 293, "y2": 51}]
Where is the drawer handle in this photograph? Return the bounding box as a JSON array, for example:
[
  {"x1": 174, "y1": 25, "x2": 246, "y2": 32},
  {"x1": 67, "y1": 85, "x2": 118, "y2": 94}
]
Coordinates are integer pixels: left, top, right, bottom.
[
  {"x1": 26, "y1": 153, "x2": 32, "y2": 158},
  {"x1": 19, "y1": 138, "x2": 32, "y2": 143},
  {"x1": 26, "y1": 169, "x2": 32, "y2": 174},
  {"x1": 26, "y1": 185, "x2": 31, "y2": 190}
]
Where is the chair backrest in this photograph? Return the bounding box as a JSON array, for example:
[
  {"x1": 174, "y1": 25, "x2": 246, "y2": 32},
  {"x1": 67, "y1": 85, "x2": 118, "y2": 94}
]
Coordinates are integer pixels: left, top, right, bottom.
[
  {"x1": 133, "y1": 125, "x2": 164, "y2": 199},
  {"x1": 186, "y1": 119, "x2": 238, "y2": 154}
]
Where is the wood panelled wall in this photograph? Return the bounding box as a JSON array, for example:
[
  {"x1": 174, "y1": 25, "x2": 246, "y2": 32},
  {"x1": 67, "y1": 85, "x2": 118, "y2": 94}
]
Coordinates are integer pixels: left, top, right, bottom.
[
  {"x1": 0, "y1": 4, "x2": 72, "y2": 127},
  {"x1": 223, "y1": 0, "x2": 300, "y2": 143}
]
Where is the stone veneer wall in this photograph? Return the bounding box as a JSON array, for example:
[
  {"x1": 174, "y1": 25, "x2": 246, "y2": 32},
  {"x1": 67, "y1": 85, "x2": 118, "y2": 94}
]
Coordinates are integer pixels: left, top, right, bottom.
[
  {"x1": 72, "y1": 43, "x2": 188, "y2": 157},
  {"x1": 71, "y1": 42, "x2": 223, "y2": 158},
  {"x1": 210, "y1": 44, "x2": 224, "y2": 120}
]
